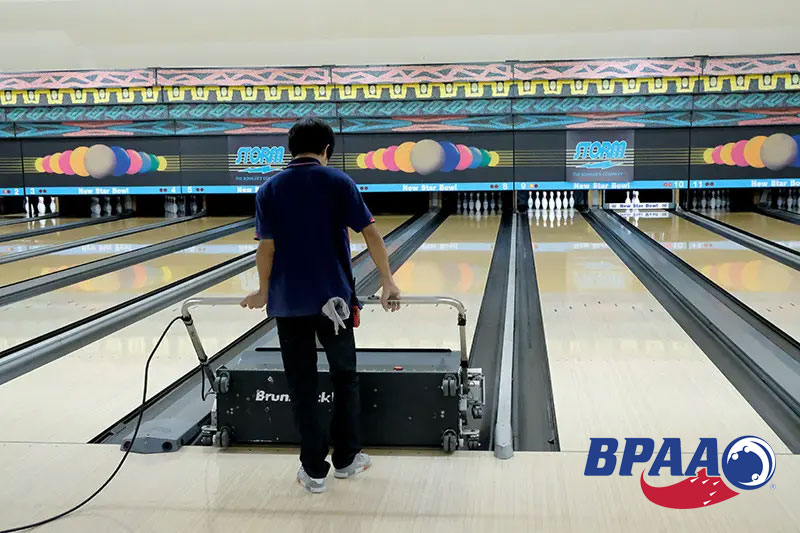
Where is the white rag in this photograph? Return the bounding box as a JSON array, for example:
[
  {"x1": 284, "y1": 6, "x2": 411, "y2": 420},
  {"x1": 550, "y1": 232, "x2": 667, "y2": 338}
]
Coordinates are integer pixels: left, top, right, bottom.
[{"x1": 322, "y1": 297, "x2": 350, "y2": 335}]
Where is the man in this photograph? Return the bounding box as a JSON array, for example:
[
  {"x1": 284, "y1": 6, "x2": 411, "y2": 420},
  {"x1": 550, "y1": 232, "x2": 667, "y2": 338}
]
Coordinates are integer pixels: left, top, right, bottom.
[{"x1": 241, "y1": 117, "x2": 401, "y2": 494}]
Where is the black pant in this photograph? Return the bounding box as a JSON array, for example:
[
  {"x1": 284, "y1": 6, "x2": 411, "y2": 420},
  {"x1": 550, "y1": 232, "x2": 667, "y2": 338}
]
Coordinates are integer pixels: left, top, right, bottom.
[{"x1": 276, "y1": 314, "x2": 360, "y2": 479}]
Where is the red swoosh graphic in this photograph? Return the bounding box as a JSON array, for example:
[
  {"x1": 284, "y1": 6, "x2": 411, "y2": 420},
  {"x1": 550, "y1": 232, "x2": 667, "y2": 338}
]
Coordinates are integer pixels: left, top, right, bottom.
[{"x1": 640, "y1": 468, "x2": 739, "y2": 509}]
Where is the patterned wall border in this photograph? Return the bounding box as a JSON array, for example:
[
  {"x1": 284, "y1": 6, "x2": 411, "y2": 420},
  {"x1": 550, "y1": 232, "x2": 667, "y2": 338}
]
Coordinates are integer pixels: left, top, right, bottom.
[
  {"x1": 14, "y1": 121, "x2": 175, "y2": 138},
  {"x1": 0, "y1": 69, "x2": 155, "y2": 90},
  {"x1": 168, "y1": 103, "x2": 337, "y2": 120},
  {"x1": 691, "y1": 109, "x2": 800, "y2": 127},
  {"x1": 6, "y1": 105, "x2": 169, "y2": 122},
  {"x1": 0, "y1": 87, "x2": 161, "y2": 107},
  {"x1": 514, "y1": 57, "x2": 701, "y2": 80},
  {"x1": 337, "y1": 99, "x2": 511, "y2": 117},
  {"x1": 330, "y1": 63, "x2": 511, "y2": 84},
  {"x1": 703, "y1": 55, "x2": 800, "y2": 75},
  {"x1": 1, "y1": 73, "x2": 798, "y2": 108},
  {"x1": 693, "y1": 92, "x2": 800, "y2": 111},
  {"x1": 173, "y1": 118, "x2": 339, "y2": 136},
  {"x1": 340, "y1": 116, "x2": 513, "y2": 133},
  {"x1": 0, "y1": 124, "x2": 12, "y2": 138},
  {"x1": 512, "y1": 95, "x2": 692, "y2": 113},
  {"x1": 157, "y1": 67, "x2": 331, "y2": 86},
  {"x1": 514, "y1": 111, "x2": 692, "y2": 130}
]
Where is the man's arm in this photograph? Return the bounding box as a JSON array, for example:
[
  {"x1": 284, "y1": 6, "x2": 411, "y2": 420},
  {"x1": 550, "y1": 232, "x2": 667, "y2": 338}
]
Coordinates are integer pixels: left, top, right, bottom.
[
  {"x1": 362, "y1": 224, "x2": 400, "y2": 312},
  {"x1": 241, "y1": 239, "x2": 275, "y2": 309}
]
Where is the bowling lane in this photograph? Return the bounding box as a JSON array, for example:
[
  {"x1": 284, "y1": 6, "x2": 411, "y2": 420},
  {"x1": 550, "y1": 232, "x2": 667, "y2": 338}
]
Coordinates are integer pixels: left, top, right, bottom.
[
  {"x1": 0, "y1": 217, "x2": 85, "y2": 237},
  {"x1": 707, "y1": 211, "x2": 800, "y2": 252},
  {"x1": 0, "y1": 216, "x2": 164, "y2": 255},
  {"x1": 355, "y1": 214, "x2": 500, "y2": 351},
  {"x1": 0, "y1": 217, "x2": 242, "y2": 287},
  {"x1": 637, "y1": 213, "x2": 800, "y2": 343},
  {"x1": 0, "y1": 215, "x2": 409, "y2": 443},
  {"x1": 531, "y1": 214, "x2": 789, "y2": 452}
]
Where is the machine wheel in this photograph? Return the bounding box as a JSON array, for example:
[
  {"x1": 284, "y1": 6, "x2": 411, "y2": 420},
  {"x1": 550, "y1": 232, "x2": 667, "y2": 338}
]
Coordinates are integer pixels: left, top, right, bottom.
[
  {"x1": 442, "y1": 375, "x2": 457, "y2": 397},
  {"x1": 467, "y1": 438, "x2": 480, "y2": 450},
  {"x1": 471, "y1": 405, "x2": 483, "y2": 419},
  {"x1": 214, "y1": 373, "x2": 230, "y2": 394},
  {"x1": 217, "y1": 427, "x2": 232, "y2": 448},
  {"x1": 199, "y1": 434, "x2": 212, "y2": 446},
  {"x1": 442, "y1": 430, "x2": 458, "y2": 453}
]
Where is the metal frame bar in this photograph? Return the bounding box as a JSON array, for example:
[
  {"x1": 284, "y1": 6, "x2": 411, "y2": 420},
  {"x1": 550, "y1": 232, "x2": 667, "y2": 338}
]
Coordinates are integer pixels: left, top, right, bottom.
[{"x1": 180, "y1": 294, "x2": 470, "y2": 392}]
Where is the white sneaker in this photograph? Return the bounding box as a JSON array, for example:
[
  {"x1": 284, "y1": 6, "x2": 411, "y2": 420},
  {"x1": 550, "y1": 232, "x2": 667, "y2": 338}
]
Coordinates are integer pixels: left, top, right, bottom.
[
  {"x1": 297, "y1": 467, "x2": 327, "y2": 493},
  {"x1": 334, "y1": 453, "x2": 372, "y2": 479}
]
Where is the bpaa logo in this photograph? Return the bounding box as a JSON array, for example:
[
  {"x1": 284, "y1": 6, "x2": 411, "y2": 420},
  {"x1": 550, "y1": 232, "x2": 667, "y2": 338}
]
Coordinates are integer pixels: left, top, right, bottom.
[
  {"x1": 584, "y1": 436, "x2": 776, "y2": 509},
  {"x1": 573, "y1": 140, "x2": 627, "y2": 170}
]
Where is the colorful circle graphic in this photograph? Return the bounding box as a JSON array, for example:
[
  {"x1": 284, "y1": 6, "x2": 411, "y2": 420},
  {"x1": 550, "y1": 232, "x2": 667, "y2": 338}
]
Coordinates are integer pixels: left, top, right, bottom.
[
  {"x1": 760, "y1": 133, "x2": 798, "y2": 171},
  {"x1": 60, "y1": 150, "x2": 75, "y2": 175},
  {"x1": 50, "y1": 152, "x2": 63, "y2": 174},
  {"x1": 409, "y1": 140, "x2": 445, "y2": 175},
  {"x1": 356, "y1": 139, "x2": 500, "y2": 175},
  {"x1": 34, "y1": 157, "x2": 44, "y2": 173},
  {"x1": 743, "y1": 136, "x2": 766, "y2": 168},
  {"x1": 70, "y1": 146, "x2": 89, "y2": 177},
  {"x1": 440, "y1": 142, "x2": 460, "y2": 173},
  {"x1": 126, "y1": 149, "x2": 142, "y2": 174},
  {"x1": 383, "y1": 146, "x2": 399, "y2": 172},
  {"x1": 720, "y1": 142, "x2": 736, "y2": 166},
  {"x1": 395, "y1": 142, "x2": 416, "y2": 173},
  {"x1": 111, "y1": 146, "x2": 130, "y2": 176},
  {"x1": 373, "y1": 148, "x2": 388, "y2": 171},
  {"x1": 139, "y1": 151, "x2": 153, "y2": 173},
  {"x1": 85, "y1": 144, "x2": 116, "y2": 179},
  {"x1": 731, "y1": 140, "x2": 748, "y2": 167}
]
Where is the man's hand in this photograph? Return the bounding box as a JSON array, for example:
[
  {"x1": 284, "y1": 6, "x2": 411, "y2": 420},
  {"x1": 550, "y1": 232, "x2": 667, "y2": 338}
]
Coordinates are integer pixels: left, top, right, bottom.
[
  {"x1": 240, "y1": 290, "x2": 268, "y2": 310},
  {"x1": 380, "y1": 278, "x2": 401, "y2": 312}
]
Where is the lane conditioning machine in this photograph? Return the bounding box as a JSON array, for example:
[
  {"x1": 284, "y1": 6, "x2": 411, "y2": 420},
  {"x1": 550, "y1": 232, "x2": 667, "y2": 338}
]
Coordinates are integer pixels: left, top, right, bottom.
[{"x1": 181, "y1": 296, "x2": 486, "y2": 452}]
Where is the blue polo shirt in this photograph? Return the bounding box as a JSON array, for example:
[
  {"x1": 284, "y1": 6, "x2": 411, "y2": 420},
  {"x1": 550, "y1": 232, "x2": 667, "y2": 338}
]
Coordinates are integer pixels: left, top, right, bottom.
[{"x1": 255, "y1": 157, "x2": 374, "y2": 317}]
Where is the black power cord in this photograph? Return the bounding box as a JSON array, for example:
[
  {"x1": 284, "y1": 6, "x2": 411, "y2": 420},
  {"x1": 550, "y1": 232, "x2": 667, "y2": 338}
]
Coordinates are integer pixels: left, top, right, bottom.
[{"x1": 1, "y1": 316, "x2": 184, "y2": 533}]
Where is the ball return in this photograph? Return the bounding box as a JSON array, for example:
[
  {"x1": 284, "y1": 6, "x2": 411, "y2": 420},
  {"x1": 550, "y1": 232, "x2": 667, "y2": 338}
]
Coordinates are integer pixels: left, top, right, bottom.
[{"x1": 180, "y1": 296, "x2": 485, "y2": 452}]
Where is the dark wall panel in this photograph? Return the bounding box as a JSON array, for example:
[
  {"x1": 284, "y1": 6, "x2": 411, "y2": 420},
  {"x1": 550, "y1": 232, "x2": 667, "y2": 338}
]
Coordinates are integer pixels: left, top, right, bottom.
[
  {"x1": 0, "y1": 140, "x2": 23, "y2": 194},
  {"x1": 690, "y1": 126, "x2": 800, "y2": 180},
  {"x1": 21, "y1": 137, "x2": 181, "y2": 195}
]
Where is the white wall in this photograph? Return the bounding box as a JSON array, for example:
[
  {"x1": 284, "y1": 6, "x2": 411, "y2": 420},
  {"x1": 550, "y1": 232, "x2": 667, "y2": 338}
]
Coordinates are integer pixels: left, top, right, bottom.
[{"x1": 0, "y1": 0, "x2": 798, "y2": 71}]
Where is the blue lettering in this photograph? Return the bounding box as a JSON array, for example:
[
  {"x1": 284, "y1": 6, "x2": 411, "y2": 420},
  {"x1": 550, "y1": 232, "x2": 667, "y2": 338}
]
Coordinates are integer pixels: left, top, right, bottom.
[
  {"x1": 250, "y1": 147, "x2": 261, "y2": 164},
  {"x1": 584, "y1": 438, "x2": 618, "y2": 475},
  {"x1": 234, "y1": 147, "x2": 249, "y2": 165},
  {"x1": 574, "y1": 142, "x2": 592, "y2": 160},
  {"x1": 685, "y1": 438, "x2": 719, "y2": 476},
  {"x1": 619, "y1": 438, "x2": 655, "y2": 476},
  {"x1": 648, "y1": 438, "x2": 682, "y2": 476},
  {"x1": 589, "y1": 141, "x2": 602, "y2": 159}
]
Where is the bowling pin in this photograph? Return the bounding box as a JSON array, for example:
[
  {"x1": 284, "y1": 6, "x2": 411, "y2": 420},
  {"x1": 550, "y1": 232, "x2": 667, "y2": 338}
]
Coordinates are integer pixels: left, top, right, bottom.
[
  {"x1": 701, "y1": 191, "x2": 707, "y2": 209},
  {"x1": 548, "y1": 191, "x2": 555, "y2": 210},
  {"x1": 37, "y1": 196, "x2": 46, "y2": 216},
  {"x1": 789, "y1": 190, "x2": 796, "y2": 211},
  {"x1": 49, "y1": 197, "x2": 56, "y2": 214},
  {"x1": 490, "y1": 192, "x2": 496, "y2": 212},
  {"x1": 555, "y1": 191, "x2": 563, "y2": 210},
  {"x1": 498, "y1": 193, "x2": 503, "y2": 212},
  {"x1": 190, "y1": 195, "x2": 198, "y2": 215},
  {"x1": 711, "y1": 191, "x2": 718, "y2": 210},
  {"x1": 625, "y1": 191, "x2": 631, "y2": 206},
  {"x1": 468, "y1": 193, "x2": 475, "y2": 212},
  {"x1": 568, "y1": 191, "x2": 575, "y2": 209},
  {"x1": 632, "y1": 191, "x2": 640, "y2": 207},
  {"x1": 691, "y1": 192, "x2": 698, "y2": 210},
  {"x1": 90, "y1": 197, "x2": 101, "y2": 217},
  {"x1": 23, "y1": 197, "x2": 30, "y2": 218},
  {"x1": 532, "y1": 191, "x2": 539, "y2": 210},
  {"x1": 777, "y1": 189, "x2": 786, "y2": 209}
]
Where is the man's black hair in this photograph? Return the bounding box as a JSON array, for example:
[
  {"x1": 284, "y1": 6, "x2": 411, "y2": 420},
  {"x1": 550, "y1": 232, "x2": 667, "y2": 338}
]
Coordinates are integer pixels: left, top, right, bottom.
[{"x1": 287, "y1": 117, "x2": 335, "y2": 159}]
